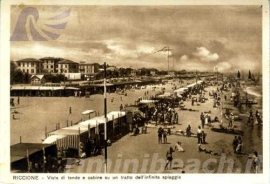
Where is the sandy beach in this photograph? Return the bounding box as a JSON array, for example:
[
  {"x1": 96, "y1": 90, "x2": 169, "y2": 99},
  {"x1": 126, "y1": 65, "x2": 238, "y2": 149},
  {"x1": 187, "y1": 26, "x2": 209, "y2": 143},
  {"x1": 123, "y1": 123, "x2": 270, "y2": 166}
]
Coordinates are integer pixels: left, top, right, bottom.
[{"x1": 10, "y1": 80, "x2": 263, "y2": 173}]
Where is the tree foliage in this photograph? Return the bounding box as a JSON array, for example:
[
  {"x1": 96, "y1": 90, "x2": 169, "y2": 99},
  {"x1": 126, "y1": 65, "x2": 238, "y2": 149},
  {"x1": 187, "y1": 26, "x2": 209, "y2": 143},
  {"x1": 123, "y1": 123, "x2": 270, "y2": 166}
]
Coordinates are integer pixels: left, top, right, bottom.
[{"x1": 10, "y1": 61, "x2": 24, "y2": 84}]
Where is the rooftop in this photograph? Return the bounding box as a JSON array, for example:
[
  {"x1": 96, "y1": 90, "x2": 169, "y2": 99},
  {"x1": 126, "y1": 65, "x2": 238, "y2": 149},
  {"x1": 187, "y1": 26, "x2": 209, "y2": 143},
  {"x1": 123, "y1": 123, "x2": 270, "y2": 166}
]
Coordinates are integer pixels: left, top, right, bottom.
[
  {"x1": 40, "y1": 57, "x2": 64, "y2": 60},
  {"x1": 58, "y1": 59, "x2": 78, "y2": 64},
  {"x1": 16, "y1": 58, "x2": 43, "y2": 63}
]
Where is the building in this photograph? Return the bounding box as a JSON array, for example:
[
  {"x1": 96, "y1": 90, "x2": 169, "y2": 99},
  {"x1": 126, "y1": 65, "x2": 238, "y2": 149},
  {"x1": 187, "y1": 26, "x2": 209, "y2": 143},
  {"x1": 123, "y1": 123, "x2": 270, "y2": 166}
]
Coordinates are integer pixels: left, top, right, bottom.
[
  {"x1": 30, "y1": 75, "x2": 46, "y2": 85},
  {"x1": 168, "y1": 71, "x2": 175, "y2": 77},
  {"x1": 40, "y1": 57, "x2": 63, "y2": 73},
  {"x1": 16, "y1": 58, "x2": 43, "y2": 74},
  {"x1": 58, "y1": 59, "x2": 79, "y2": 74},
  {"x1": 131, "y1": 69, "x2": 137, "y2": 77},
  {"x1": 79, "y1": 62, "x2": 99, "y2": 74},
  {"x1": 150, "y1": 70, "x2": 156, "y2": 76}
]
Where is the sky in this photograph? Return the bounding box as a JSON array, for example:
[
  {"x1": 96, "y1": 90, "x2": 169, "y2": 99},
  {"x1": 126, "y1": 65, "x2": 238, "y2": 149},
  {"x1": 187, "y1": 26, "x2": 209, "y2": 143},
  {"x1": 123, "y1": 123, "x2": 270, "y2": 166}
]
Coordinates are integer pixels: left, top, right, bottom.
[{"x1": 10, "y1": 5, "x2": 262, "y2": 72}]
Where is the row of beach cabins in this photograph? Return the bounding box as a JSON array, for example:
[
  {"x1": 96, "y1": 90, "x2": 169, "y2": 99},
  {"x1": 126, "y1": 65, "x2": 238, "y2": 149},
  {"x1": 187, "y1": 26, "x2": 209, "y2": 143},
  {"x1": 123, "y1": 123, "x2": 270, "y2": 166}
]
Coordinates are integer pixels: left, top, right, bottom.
[{"x1": 10, "y1": 80, "x2": 205, "y2": 172}]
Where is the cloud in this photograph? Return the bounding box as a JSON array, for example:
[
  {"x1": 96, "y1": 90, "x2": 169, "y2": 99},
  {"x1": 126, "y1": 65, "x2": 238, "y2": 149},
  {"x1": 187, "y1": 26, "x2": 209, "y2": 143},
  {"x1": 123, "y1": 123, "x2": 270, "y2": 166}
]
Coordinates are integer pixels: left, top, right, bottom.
[
  {"x1": 10, "y1": 6, "x2": 262, "y2": 72},
  {"x1": 180, "y1": 55, "x2": 188, "y2": 61},
  {"x1": 215, "y1": 61, "x2": 232, "y2": 72},
  {"x1": 193, "y1": 47, "x2": 219, "y2": 62}
]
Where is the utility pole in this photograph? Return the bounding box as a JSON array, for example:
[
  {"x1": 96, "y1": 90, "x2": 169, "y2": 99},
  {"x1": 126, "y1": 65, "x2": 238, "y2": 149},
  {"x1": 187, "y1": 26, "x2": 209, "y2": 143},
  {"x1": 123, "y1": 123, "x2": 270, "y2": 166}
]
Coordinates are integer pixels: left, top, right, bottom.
[
  {"x1": 103, "y1": 62, "x2": 107, "y2": 173},
  {"x1": 167, "y1": 46, "x2": 170, "y2": 74},
  {"x1": 216, "y1": 67, "x2": 218, "y2": 84}
]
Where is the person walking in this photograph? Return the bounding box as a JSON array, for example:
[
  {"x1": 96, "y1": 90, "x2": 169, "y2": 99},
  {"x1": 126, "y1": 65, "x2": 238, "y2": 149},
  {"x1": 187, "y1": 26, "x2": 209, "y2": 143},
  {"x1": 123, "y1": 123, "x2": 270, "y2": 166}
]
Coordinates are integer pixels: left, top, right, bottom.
[
  {"x1": 197, "y1": 126, "x2": 202, "y2": 144},
  {"x1": 158, "y1": 127, "x2": 163, "y2": 144},
  {"x1": 186, "y1": 124, "x2": 191, "y2": 137},
  {"x1": 232, "y1": 136, "x2": 238, "y2": 154},
  {"x1": 17, "y1": 96, "x2": 20, "y2": 105},
  {"x1": 69, "y1": 107, "x2": 72, "y2": 114},
  {"x1": 236, "y1": 136, "x2": 242, "y2": 155},
  {"x1": 252, "y1": 151, "x2": 260, "y2": 173},
  {"x1": 201, "y1": 131, "x2": 207, "y2": 144},
  {"x1": 200, "y1": 112, "x2": 205, "y2": 128},
  {"x1": 164, "y1": 147, "x2": 174, "y2": 170},
  {"x1": 163, "y1": 130, "x2": 167, "y2": 144}
]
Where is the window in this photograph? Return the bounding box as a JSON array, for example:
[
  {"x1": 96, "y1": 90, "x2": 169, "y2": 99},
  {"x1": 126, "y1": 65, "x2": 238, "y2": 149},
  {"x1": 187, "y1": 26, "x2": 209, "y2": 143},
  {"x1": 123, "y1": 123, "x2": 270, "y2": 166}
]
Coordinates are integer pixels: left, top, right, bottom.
[
  {"x1": 31, "y1": 69, "x2": 34, "y2": 73},
  {"x1": 23, "y1": 63, "x2": 25, "y2": 67},
  {"x1": 18, "y1": 63, "x2": 21, "y2": 67},
  {"x1": 22, "y1": 69, "x2": 25, "y2": 73},
  {"x1": 65, "y1": 64, "x2": 68, "y2": 68},
  {"x1": 51, "y1": 65, "x2": 53, "y2": 68},
  {"x1": 26, "y1": 69, "x2": 29, "y2": 73},
  {"x1": 31, "y1": 62, "x2": 34, "y2": 67}
]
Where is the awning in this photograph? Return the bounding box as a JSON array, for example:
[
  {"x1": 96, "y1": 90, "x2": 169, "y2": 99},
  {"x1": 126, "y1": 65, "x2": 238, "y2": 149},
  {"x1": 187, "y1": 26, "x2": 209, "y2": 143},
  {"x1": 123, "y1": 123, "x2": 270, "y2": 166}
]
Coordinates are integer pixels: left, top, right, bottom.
[
  {"x1": 11, "y1": 86, "x2": 25, "y2": 90},
  {"x1": 82, "y1": 110, "x2": 96, "y2": 115},
  {"x1": 52, "y1": 87, "x2": 65, "y2": 90},
  {"x1": 79, "y1": 117, "x2": 105, "y2": 127},
  {"x1": 138, "y1": 99, "x2": 158, "y2": 104},
  {"x1": 24, "y1": 86, "x2": 40, "y2": 90},
  {"x1": 39, "y1": 86, "x2": 53, "y2": 90},
  {"x1": 62, "y1": 124, "x2": 89, "y2": 131},
  {"x1": 177, "y1": 94, "x2": 183, "y2": 98},
  {"x1": 43, "y1": 135, "x2": 67, "y2": 144},
  {"x1": 79, "y1": 111, "x2": 126, "y2": 126},
  {"x1": 48, "y1": 128, "x2": 87, "y2": 136},
  {"x1": 174, "y1": 87, "x2": 188, "y2": 93},
  {"x1": 107, "y1": 111, "x2": 126, "y2": 120},
  {"x1": 186, "y1": 83, "x2": 197, "y2": 88},
  {"x1": 163, "y1": 92, "x2": 171, "y2": 96},
  {"x1": 65, "y1": 87, "x2": 80, "y2": 90}
]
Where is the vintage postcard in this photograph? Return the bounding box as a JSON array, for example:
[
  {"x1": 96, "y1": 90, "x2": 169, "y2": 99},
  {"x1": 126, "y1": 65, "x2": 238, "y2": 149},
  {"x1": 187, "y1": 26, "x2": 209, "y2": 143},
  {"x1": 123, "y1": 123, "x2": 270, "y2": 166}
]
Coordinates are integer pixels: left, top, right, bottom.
[{"x1": 0, "y1": 0, "x2": 269, "y2": 183}]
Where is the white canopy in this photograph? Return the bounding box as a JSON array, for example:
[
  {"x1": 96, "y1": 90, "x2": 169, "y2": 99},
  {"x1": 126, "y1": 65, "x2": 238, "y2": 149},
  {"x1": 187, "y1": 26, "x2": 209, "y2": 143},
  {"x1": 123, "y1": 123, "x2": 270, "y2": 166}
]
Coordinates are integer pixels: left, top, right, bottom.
[
  {"x1": 43, "y1": 135, "x2": 67, "y2": 144},
  {"x1": 174, "y1": 87, "x2": 188, "y2": 93},
  {"x1": 79, "y1": 111, "x2": 126, "y2": 127},
  {"x1": 186, "y1": 82, "x2": 197, "y2": 88},
  {"x1": 62, "y1": 124, "x2": 89, "y2": 131},
  {"x1": 82, "y1": 110, "x2": 96, "y2": 115},
  {"x1": 163, "y1": 92, "x2": 171, "y2": 96},
  {"x1": 139, "y1": 99, "x2": 157, "y2": 104},
  {"x1": 107, "y1": 111, "x2": 126, "y2": 120}
]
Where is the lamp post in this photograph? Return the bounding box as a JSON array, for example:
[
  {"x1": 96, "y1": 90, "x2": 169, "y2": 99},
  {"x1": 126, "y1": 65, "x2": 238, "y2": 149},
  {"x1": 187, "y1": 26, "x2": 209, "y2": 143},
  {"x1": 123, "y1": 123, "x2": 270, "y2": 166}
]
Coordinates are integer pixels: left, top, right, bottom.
[{"x1": 103, "y1": 62, "x2": 108, "y2": 173}]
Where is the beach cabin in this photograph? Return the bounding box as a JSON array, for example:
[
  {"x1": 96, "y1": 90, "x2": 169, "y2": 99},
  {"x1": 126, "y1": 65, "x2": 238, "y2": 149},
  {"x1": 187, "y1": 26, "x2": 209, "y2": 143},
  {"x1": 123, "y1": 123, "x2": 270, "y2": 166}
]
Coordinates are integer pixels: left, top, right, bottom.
[
  {"x1": 43, "y1": 111, "x2": 128, "y2": 157},
  {"x1": 30, "y1": 75, "x2": 46, "y2": 86},
  {"x1": 11, "y1": 143, "x2": 57, "y2": 172}
]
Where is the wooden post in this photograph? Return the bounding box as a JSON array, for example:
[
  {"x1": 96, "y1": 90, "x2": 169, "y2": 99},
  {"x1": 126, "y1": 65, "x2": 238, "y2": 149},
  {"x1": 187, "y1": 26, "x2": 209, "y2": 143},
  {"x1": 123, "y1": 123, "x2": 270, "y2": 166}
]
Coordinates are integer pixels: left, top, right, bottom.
[
  {"x1": 67, "y1": 120, "x2": 68, "y2": 127},
  {"x1": 88, "y1": 124, "x2": 90, "y2": 138},
  {"x1": 20, "y1": 136, "x2": 22, "y2": 143},
  {"x1": 45, "y1": 126, "x2": 47, "y2": 138},
  {"x1": 78, "y1": 127, "x2": 81, "y2": 157},
  {"x1": 56, "y1": 123, "x2": 57, "y2": 130},
  {"x1": 42, "y1": 147, "x2": 46, "y2": 173},
  {"x1": 26, "y1": 148, "x2": 30, "y2": 172}
]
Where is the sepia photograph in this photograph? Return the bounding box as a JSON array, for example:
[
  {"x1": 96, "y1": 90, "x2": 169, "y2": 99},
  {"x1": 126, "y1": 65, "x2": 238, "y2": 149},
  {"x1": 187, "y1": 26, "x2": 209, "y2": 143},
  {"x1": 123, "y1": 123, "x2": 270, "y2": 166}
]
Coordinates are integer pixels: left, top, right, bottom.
[{"x1": 1, "y1": 0, "x2": 269, "y2": 183}]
